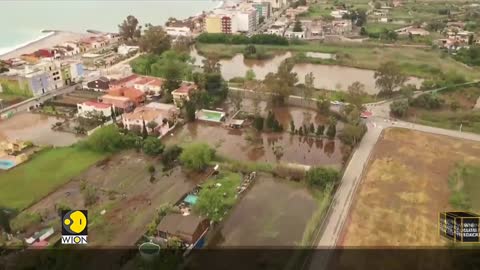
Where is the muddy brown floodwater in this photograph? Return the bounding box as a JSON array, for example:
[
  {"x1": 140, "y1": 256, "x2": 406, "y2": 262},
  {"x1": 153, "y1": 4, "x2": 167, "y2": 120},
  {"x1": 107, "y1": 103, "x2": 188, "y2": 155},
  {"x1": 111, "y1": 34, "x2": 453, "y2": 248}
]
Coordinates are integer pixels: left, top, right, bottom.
[
  {"x1": 165, "y1": 122, "x2": 346, "y2": 168},
  {"x1": 209, "y1": 173, "x2": 317, "y2": 246},
  {"x1": 0, "y1": 112, "x2": 80, "y2": 146},
  {"x1": 191, "y1": 48, "x2": 422, "y2": 94}
]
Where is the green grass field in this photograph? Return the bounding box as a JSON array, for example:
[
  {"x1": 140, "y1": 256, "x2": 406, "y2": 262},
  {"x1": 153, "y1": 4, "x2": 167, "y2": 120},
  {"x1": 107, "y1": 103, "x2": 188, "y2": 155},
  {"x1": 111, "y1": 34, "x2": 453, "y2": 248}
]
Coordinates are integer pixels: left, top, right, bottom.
[
  {"x1": 448, "y1": 163, "x2": 480, "y2": 211},
  {"x1": 0, "y1": 147, "x2": 106, "y2": 210},
  {"x1": 196, "y1": 42, "x2": 479, "y2": 79}
]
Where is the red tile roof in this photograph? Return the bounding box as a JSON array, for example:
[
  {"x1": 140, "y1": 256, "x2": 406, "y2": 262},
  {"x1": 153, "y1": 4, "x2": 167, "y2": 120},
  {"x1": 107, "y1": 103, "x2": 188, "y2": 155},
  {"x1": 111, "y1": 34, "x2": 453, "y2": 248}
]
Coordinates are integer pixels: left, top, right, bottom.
[
  {"x1": 110, "y1": 75, "x2": 139, "y2": 87},
  {"x1": 173, "y1": 83, "x2": 197, "y2": 94},
  {"x1": 108, "y1": 87, "x2": 145, "y2": 101},
  {"x1": 83, "y1": 101, "x2": 112, "y2": 109},
  {"x1": 134, "y1": 77, "x2": 154, "y2": 85}
]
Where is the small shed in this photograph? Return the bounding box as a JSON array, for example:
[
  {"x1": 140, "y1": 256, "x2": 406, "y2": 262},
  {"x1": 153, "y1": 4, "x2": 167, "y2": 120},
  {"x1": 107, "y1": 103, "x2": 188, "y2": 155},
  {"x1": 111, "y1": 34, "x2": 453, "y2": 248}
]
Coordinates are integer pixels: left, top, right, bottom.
[{"x1": 156, "y1": 213, "x2": 209, "y2": 245}]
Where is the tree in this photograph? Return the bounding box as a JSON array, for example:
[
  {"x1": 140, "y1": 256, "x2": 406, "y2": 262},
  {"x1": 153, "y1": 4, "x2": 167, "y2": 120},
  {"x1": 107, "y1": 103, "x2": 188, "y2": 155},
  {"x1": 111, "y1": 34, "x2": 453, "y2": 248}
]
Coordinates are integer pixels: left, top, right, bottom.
[
  {"x1": 162, "y1": 145, "x2": 183, "y2": 167},
  {"x1": 194, "y1": 173, "x2": 240, "y2": 222},
  {"x1": 202, "y1": 57, "x2": 221, "y2": 73},
  {"x1": 390, "y1": 99, "x2": 409, "y2": 117},
  {"x1": 290, "y1": 120, "x2": 296, "y2": 133},
  {"x1": 147, "y1": 164, "x2": 156, "y2": 174},
  {"x1": 229, "y1": 90, "x2": 243, "y2": 112},
  {"x1": 346, "y1": 81, "x2": 366, "y2": 109},
  {"x1": 264, "y1": 58, "x2": 298, "y2": 105},
  {"x1": 180, "y1": 143, "x2": 214, "y2": 171},
  {"x1": 306, "y1": 167, "x2": 340, "y2": 189},
  {"x1": 253, "y1": 116, "x2": 264, "y2": 131},
  {"x1": 309, "y1": 123, "x2": 315, "y2": 134},
  {"x1": 339, "y1": 123, "x2": 367, "y2": 146},
  {"x1": 143, "y1": 137, "x2": 165, "y2": 156},
  {"x1": 304, "y1": 72, "x2": 315, "y2": 104},
  {"x1": 184, "y1": 100, "x2": 196, "y2": 121},
  {"x1": 118, "y1": 15, "x2": 142, "y2": 43},
  {"x1": 380, "y1": 28, "x2": 398, "y2": 41},
  {"x1": 293, "y1": 20, "x2": 303, "y2": 32},
  {"x1": 374, "y1": 61, "x2": 407, "y2": 97},
  {"x1": 326, "y1": 122, "x2": 337, "y2": 138},
  {"x1": 147, "y1": 121, "x2": 158, "y2": 131},
  {"x1": 110, "y1": 106, "x2": 117, "y2": 122},
  {"x1": 245, "y1": 69, "x2": 256, "y2": 81},
  {"x1": 0, "y1": 208, "x2": 12, "y2": 234},
  {"x1": 316, "y1": 125, "x2": 325, "y2": 136},
  {"x1": 139, "y1": 25, "x2": 171, "y2": 55},
  {"x1": 142, "y1": 120, "x2": 148, "y2": 138},
  {"x1": 316, "y1": 99, "x2": 331, "y2": 115},
  {"x1": 81, "y1": 125, "x2": 125, "y2": 153}
]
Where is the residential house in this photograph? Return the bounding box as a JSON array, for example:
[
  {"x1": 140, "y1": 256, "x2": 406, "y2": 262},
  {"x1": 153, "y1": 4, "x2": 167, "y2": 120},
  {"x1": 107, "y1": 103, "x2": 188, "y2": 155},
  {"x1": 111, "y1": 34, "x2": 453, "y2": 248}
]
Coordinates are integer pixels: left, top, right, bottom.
[
  {"x1": 100, "y1": 95, "x2": 134, "y2": 112},
  {"x1": 331, "y1": 9, "x2": 349, "y2": 19},
  {"x1": 82, "y1": 53, "x2": 103, "y2": 68},
  {"x1": 77, "y1": 101, "x2": 113, "y2": 118},
  {"x1": 395, "y1": 26, "x2": 430, "y2": 36},
  {"x1": 80, "y1": 36, "x2": 109, "y2": 50},
  {"x1": 165, "y1": 26, "x2": 192, "y2": 37},
  {"x1": 172, "y1": 83, "x2": 197, "y2": 107},
  {"x1": 122, "y1": 102, "x2": 179, "y2": 136},
  {"x1": 60, "y1": 61, "x2": 84, "y2": 85},
  {"x1": 266, "y1": 24, "x2": 286, "y2": 36},
  {"x1": 109, "y1": 74, "x2": 139, "y2": 90},
  {"x1": 252, "y1": 2, "x2": 271, "y2": 20},
  {"x1": 20, "y1": 54, "x2": 41, "y2": 64},
  {"x1": 0, "y1": 69, "x2": 49, "y2": 96},
  {"x1": 331, "y1": 19, "x2": 352, "y2": 35},
  {"x1": 156, "y1": 213, "x2": 209, "y2": 245},
  {"x1": 133, "y1": 77, "x2": 164, "y2": 96},
  {"x1": 34, "y1": 60, "x2": 63, "y2": 90},
  {"x1": 108, "y1": 87, "x2": 145, "y2": 106},
  {"x1": 285, "y1": 27, "x2": 307, "y2": 39},
  {"x1": 85, "y1": 77, "x2": 110, "y2": 91},
  {"x1": 117, "y1": 45, "x2": 139, "y2": 56}
]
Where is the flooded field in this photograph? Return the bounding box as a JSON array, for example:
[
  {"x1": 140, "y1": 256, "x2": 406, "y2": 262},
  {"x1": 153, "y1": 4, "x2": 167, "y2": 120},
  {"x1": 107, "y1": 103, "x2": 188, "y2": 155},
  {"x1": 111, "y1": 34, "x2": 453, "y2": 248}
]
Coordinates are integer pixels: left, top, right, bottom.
[
  {"x1": 191, "y1": 49, "x2": 422, "y2": 94},
  {"x1": 23, "y1": 151, "x2": 207, "y2": 246},
  {"x1": 0, "y1": 112, "x2": 80, "y2": 146},
  {"x1": 209, "y1": 173, "x2": 317, "y2": 246},
  {"x1": 165, "y1": 122, "x2": 345, "y2": 168}
]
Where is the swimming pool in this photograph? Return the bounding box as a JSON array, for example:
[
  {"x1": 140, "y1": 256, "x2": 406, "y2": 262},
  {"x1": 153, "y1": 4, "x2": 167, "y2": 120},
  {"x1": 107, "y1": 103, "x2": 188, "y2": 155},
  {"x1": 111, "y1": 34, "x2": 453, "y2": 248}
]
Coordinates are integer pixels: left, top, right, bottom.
[
  {"x1": 197, "y1": 109, "x2": 225, "y2": 123},
  {"x1": 0, "y1": 160, "x2": 15, "y2": 170}
]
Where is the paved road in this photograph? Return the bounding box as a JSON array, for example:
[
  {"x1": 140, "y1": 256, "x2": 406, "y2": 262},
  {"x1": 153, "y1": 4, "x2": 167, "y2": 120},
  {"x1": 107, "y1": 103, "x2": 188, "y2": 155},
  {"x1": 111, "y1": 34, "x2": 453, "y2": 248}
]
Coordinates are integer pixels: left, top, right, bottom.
[{"x1": 307, "y1": 86, "x2": 480, "y2": 269}]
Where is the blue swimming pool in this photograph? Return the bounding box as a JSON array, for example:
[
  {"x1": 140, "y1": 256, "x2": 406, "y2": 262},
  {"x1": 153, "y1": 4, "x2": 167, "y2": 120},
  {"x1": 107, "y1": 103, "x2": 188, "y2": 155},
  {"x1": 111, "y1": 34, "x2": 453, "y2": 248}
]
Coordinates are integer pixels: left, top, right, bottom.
[
  {"x1": 0, "y1": 160, "x2": 15, "y2": 170},
  {"x1": 184, "y1": 194, "x2": 198, "y2": 205}
]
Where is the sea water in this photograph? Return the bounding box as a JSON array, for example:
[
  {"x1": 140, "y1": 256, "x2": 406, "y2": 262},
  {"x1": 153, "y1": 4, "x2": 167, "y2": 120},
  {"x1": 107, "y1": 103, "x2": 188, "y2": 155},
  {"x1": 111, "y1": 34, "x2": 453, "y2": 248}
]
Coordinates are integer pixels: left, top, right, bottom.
[{"x1": 0, "y1": 0, "x2": 222, "y2": 55}]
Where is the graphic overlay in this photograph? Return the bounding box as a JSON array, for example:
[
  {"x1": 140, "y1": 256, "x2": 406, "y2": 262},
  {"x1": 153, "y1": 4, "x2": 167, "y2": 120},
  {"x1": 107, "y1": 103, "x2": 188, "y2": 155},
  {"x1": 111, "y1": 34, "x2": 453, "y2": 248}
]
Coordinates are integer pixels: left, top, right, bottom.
[
  {"x1": 61, "y1": 210, "x2": 88, "y2": 245},
  {"x1": 439, "y1": 212, "x2": 479, "y2": 243}
]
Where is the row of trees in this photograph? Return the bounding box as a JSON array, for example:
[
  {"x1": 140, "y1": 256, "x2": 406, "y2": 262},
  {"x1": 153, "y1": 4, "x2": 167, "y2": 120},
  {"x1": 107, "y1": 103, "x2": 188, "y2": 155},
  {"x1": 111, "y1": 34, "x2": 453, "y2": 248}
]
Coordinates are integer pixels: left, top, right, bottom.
[{"x1": 196, "y1": 33, "x2": 289, "y2": 45}]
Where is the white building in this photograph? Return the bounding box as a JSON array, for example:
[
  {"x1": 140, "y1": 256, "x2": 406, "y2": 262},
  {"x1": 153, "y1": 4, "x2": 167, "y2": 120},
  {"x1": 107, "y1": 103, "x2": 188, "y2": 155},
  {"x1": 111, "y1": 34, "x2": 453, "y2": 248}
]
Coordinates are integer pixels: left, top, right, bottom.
[
  {"x1": 331, "y1": 9, "x2": 349, "y2": 19},
  {"x1": 165, "y1": 26, "x2": 192, "y2": 37},
  {"x1": 118, "y1": 45, "x2": 139, "y2": 56},
  {"x1": 266, "y1": 25, "x2": 286, "y2": 36},
  {"x1": 133, "y1": 77, "x2": 164, "y2": 96},
  {"x1": 236, "y1": 8, "x2": 258, "y2": 33},
  {"x1": 35, "y1": 60, "x2": 64, "y2": 90},
  {"x1": 77, "y1": 101, "x2": 113, "y2": 118},
  {"x1": 122, "y1": 102, "x2": 179, "y2": 137},
  {"x1": 285, "y1": 28, "x2": 307, "y2": 39}
]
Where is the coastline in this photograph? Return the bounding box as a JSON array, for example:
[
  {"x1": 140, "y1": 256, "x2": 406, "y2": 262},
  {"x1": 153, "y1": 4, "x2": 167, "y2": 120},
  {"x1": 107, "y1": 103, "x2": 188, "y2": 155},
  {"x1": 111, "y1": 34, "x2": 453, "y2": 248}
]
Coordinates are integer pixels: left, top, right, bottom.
[
  {"x1": 0, "y1": 0, "x2": 226, "y2": 61},
  {"x1": 0, "y1": 31, "x2": 92, "y2": 60}
]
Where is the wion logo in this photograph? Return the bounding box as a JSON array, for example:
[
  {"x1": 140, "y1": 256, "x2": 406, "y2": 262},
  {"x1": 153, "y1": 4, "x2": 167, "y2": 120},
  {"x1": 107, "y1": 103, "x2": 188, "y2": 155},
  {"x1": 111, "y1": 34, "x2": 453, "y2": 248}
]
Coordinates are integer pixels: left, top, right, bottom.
[{"x1": 61, "y1": 210, "x2": 88, "y2": 245}]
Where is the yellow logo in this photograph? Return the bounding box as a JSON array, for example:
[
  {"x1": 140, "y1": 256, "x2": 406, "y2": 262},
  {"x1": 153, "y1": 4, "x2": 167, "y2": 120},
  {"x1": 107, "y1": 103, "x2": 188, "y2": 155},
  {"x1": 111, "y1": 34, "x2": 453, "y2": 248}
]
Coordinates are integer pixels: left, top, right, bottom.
[{"x1": 62, "y1": 210, "x2": 88, "y2": 235}]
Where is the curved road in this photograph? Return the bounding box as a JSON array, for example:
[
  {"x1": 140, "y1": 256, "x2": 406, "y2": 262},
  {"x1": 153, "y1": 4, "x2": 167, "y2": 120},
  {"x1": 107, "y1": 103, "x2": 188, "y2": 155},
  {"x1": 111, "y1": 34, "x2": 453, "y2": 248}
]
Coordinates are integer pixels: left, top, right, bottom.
[{"x1": 307, "y1": 84, "x2": 480, "y2": 269}]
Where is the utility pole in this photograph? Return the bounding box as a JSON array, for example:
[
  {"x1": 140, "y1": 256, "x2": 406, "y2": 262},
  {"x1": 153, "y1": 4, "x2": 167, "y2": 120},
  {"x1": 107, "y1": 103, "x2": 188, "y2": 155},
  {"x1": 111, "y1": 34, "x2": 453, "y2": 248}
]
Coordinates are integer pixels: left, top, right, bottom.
[{"x1": 459, "y1": 123, "x2": 463, "y2": 132}]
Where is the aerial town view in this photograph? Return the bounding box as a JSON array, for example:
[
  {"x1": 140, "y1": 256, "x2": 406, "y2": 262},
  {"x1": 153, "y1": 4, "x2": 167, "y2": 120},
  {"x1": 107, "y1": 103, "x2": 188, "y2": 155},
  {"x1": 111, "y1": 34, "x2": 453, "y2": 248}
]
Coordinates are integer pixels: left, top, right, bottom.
[{"x1": 0, "y1": 0, "x2": 480, "y2": 269}]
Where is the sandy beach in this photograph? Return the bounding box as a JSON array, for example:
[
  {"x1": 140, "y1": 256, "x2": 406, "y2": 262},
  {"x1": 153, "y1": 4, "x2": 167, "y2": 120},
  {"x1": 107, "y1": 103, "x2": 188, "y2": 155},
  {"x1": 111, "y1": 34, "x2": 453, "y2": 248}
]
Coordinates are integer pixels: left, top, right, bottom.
[{"x1": 0, "y1": 31, "x2": 92, "y2": 60}]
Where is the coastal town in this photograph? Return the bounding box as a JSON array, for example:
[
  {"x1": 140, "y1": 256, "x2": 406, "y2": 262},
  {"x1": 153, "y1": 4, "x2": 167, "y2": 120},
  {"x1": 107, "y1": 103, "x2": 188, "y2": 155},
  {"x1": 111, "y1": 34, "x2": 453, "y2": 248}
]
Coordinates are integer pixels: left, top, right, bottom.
[{"x1": 1, "y1": 0, "x2": 480, "y2": 269}]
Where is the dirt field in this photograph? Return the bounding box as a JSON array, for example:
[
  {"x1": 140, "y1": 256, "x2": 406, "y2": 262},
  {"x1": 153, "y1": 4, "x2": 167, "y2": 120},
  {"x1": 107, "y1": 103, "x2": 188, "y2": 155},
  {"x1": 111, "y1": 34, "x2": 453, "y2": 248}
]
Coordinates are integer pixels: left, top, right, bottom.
[
  {"x1": 340, "y1": 128, "x2": 480, "y2": 246},
  {"x1": 23, "y1": 150, "x2": 209, "y2": 246},
  {"x1": 209, "y1": 173, "x2": 318, "y2": 246}
]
